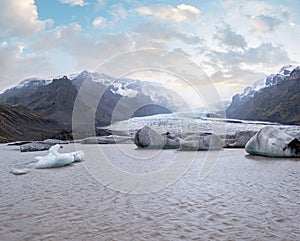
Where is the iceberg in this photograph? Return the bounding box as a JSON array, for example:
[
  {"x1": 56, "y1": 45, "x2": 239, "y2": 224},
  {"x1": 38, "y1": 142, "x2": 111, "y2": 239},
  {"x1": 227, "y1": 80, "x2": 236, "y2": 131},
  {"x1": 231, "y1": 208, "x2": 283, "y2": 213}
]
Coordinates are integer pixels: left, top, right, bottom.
[
  {"x1": 245, "y1": 126, "x2": 300, "y2": 157},
  {"x1": 134, "y1": 126, "x2": 180, "y2": 149},
  {"x1": 33, "y1": 144, "x2": 84, "y2": 169},
  {"x1": 10, "y1": 144, "x2": 85, "y2": 174},
  {"x1": 177, "y1": 134, "x2": 223, "y2": 151}
]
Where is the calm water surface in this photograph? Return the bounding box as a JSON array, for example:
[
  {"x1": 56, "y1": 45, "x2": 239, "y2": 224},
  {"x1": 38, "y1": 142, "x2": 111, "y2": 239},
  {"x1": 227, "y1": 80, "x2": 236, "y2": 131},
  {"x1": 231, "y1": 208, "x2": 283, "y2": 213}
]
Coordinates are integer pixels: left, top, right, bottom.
[{"x1": 0, "y1": 144, "x2": 299, "y2": 240}]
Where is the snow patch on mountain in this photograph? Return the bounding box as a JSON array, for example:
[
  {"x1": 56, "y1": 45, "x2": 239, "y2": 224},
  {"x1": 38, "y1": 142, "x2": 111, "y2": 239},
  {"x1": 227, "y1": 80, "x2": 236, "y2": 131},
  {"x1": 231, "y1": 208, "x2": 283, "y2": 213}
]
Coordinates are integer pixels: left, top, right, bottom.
[
  {"x1": 15, "y1": 73, "x2": 78, "y2": 89},
  {"x1": 15, "y1": 78, "x2": 53, "y2": 89},
  {"x1": 110, "y1": 79, "x2": 139, "y2": 98},
  {"x1": 239, "y1": 65, "x2": 296, "y2": 99},
  {"x1": 73, "y1": 70, "x2": 114, "y2": 86}
]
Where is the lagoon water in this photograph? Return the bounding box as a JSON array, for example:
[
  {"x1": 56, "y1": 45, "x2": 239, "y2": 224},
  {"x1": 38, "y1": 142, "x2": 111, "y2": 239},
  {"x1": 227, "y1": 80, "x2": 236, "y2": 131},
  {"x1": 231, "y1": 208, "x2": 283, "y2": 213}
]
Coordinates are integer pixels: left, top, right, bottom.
[{"x1": 1, "y1": 143, "x2": 299, "y2": 240}]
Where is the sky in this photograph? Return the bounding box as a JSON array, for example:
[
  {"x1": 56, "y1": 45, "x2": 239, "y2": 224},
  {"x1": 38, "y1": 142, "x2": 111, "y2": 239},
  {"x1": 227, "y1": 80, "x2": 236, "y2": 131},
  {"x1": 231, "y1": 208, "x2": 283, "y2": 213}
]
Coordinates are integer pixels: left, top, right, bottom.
[{"x1": 0, "y1": 0, "x2": 300, "y2": 102}]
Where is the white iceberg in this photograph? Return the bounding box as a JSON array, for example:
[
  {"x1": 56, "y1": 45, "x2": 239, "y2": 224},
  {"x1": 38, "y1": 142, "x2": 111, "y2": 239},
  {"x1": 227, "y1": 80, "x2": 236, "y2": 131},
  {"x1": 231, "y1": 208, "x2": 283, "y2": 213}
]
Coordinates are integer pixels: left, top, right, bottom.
[{"x1": 34, "y1": 144, "x2": 84, "y2": 169}]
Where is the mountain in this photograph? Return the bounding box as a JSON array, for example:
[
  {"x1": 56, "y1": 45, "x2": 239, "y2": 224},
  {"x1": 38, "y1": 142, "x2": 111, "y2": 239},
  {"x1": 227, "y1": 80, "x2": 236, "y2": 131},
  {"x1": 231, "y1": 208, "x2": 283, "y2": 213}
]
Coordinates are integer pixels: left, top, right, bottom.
[
  {"x1": 0, "y1": 103, "x2": 67, "y2": 143},
  {"x1": 0, "y1": 71, "x2": 181, "y2": 129},
  {"x1": 0, "y1": 76, "x2": 79, "y2": 126},
  {"x1": 226, "y1": 65, "x2": 300, "y2": 125}
]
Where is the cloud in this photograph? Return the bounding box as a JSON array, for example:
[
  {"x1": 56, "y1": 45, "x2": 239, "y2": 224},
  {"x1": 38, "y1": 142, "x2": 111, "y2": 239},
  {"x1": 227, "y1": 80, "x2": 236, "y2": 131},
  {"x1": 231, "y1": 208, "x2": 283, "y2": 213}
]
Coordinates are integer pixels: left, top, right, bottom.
[
  {"x1": 202, "y1": 41, "x2": 290, "y2": 97},
  {"x1": 136, "y1": 4, "x2": 201, "y2": 23},
  {"x1": 211, "y1": 66, "x2": 265, "y2": 85},
  {"x1": 59, "y1": 0, "x2": 88, "y2": 7},
  {"x1": 135, "y1": 22, "x2": 202, "y2": 45},
  {"x1": 211, "y1": 66, "x2": 267, "y2": 99},
  {"x1": 0, "y1": 42, "x2": 57, "y2": 90},
  {"x1": 245, "y1": 43, "x2": 290, "y2": 65},
  {"x1": 94, "y1": 0, "x2": 105, "y2": 12},
  {"x1": 214, "y1": 25, "x2": 247, "y2": 49},
  {"x1": 0, "y1": 0, "x2": 50, "y2": 38},
  {"x1": 0, "y1": 42, "x2": 23, "y2": 72},
  {"x1": 31, "y1": 23, "x2": 82, "y2": 51},
  {"x1": 31, "y1": 24, "x2": 166, "y2": 70},
  {"x1": 206, "y1": 42, "x2": 290, "y2": 68},
  {"x1": 92, "y1": 16, "x2": 106, "y2": 28},
  {"x1": 172, "y1": 48, "x2": 190, "y2": 56},
  {"x1": 250, "y1": 15, "x2": 281, "y2": 32},
  {"x1": 177, "y1": 4, "x2": 200, "y2": 15},
  {"x1": 110, "y1": 4, "x2": 128, "y2": 25},
  {"x1": 222, "y1": 0, "x2": 278, "y2": 17}
]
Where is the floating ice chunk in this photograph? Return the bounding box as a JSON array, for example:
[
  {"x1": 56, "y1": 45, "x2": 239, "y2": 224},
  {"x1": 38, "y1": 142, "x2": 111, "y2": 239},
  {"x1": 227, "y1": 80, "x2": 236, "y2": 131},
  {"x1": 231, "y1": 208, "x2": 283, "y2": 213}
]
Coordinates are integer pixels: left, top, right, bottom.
[
  {"x1": 245, "y1": 126, "x2": 300, "y2": 157},
  {"x1": 10, "y1": 168, "x2": 31, "y2": 175},
  {"x1": 33, "y1": 144, "x2": 84, "y2": 169},
  {"x1": 69, "y1": 150, "x2": 84, "y2": 162}
]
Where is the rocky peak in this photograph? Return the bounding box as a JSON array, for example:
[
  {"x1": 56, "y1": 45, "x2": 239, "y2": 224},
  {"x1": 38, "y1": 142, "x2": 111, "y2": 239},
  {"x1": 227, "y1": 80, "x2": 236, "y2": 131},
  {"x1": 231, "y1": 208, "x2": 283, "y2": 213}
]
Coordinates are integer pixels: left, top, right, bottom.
[{"x1": 226, "y1": 65, "x2": 300, "y2": 124}]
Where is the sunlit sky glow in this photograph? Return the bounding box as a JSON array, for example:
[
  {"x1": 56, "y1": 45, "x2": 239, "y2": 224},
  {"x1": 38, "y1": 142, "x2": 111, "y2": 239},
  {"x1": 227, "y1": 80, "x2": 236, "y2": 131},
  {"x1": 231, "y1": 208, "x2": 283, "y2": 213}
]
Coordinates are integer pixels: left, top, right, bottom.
[{"x1": 0, "y1": 0, "x2": 300, "y2": 101}]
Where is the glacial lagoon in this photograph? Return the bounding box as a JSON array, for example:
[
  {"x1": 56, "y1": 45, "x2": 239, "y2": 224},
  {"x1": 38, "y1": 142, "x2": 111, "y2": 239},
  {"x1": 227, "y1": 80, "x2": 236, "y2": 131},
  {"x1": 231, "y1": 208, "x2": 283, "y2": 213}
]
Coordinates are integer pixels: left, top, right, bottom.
[{"x1": 1, "y1": 140, "x2": 299, "y2": 240}]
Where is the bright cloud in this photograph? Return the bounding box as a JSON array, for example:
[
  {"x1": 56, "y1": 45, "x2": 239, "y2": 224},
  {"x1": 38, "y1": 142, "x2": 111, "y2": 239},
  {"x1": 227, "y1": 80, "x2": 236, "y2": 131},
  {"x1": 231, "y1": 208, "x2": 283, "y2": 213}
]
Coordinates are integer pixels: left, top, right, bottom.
[
  {"x1": 59, "y1": 0, "x2": 88, "y2": 7},
  {"x1": 136, "y1": 4, "x2": 201, "y2": 23},
  {"x1": 93, "y1": 16, "x2": 106, "y2": 28},
  {"x1": 0, "y1": 0, "x2": 50, "y2": 38}
]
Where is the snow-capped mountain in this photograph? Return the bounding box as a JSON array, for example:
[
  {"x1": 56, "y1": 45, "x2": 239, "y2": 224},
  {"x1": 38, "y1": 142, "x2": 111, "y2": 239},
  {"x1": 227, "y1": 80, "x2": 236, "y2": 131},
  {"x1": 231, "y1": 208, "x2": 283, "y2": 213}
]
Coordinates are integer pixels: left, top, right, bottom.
[
  {"x1": 14, "y1": 73, "x2": 79, "y2": 89},
  {"x1": 226, "y1": 65, "x2": 300, "y2": 124},
  {"x1": 71, "y1": 70, "x2": 114, "y2": 89},
  {"x1": 7, "y1": 70, "x2": 182, "y2": 110},
  {"x1": 0, "y1": 71, "x2": 183, "y2": 127},
  {"x1": 240, "y1": 65, "x2": 296, "y2": 99}
]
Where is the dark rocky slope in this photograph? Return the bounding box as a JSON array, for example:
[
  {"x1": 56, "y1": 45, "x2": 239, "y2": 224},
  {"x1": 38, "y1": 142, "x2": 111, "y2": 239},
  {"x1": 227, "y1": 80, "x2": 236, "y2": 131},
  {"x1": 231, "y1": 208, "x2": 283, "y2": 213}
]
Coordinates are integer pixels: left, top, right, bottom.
[
  {"x1": 226, "y1": 66, "x2": 300, "y2": 125},
  {"x1": 0, "y1": 103, "x2": 66, "y2": 143}
]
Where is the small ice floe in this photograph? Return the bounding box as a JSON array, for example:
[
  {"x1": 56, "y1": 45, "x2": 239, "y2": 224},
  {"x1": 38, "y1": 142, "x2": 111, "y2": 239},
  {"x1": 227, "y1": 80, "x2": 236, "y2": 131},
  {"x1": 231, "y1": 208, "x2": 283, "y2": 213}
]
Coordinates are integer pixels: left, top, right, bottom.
[
  {"x1": 33, "y1": 144, "x2": 84, "y2": 169},
  {"x1": 10, "y1": 167, "x2": 31, "y2": 175},
  {"x1": 10, "y1": 144, "x2": 84, "y2": 174}
]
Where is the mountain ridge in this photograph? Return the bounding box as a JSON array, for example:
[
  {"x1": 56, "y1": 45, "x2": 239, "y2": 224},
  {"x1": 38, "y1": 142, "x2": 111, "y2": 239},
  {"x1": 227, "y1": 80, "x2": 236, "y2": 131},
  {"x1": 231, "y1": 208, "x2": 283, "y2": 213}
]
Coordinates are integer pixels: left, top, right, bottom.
[
  {"x1": 226, "y1": 65, "x2": 300, "y2": 125},
  {"x1": 0, "y1": 71, "x2": 181, "y2": 140}
]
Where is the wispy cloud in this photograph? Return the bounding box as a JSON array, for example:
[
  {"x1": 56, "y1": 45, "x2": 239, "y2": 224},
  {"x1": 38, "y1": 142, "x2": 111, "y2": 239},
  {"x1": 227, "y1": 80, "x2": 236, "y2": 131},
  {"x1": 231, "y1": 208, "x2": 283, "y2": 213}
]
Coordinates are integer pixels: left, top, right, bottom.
[
  {"x1": 214, "y1": 25, "x2": 247, "y2": 49},
  {"x1": 250, "y1": 15, "x2": 281, "y2": 32},
  {"x1": 135, "y1": 22, "x2": 202, "y2": 45},
  {"x1": 136, "y1": 4, "x2": 201, "y2": 23},
  {"x1": 59, "y1": 0, "x2": 88, "y2": 7}
]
